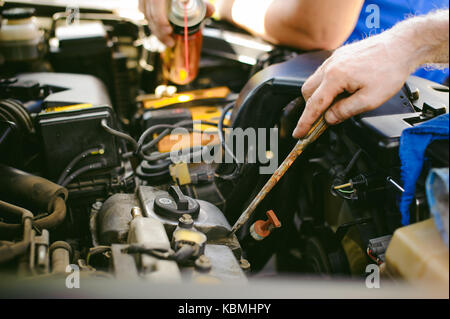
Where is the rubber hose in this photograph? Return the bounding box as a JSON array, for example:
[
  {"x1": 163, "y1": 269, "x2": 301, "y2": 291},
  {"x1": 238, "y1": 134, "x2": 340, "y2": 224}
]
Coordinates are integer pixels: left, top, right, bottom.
[
  {"x1": 0, "y1": 197, "x2": 66, "y2": 237},
  {"x1": 0, "y1": 213, "x2": 33, "y2": 264},
  {"x1": 0, "y1": 164, "x2": 68, "y2": 213}
]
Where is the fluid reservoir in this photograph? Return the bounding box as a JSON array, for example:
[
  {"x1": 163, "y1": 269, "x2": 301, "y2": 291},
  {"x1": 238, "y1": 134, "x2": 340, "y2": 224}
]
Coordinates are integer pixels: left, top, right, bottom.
[
  {"x1": 383, "y1": 219, "x2": 449, "y2": 297},
  {"x1": 127, "y1": 207, "x2": 182, "y2": 282},
  {"x1": 0, "y1": 7, "x2": 44, "y2": 62},
  {"x1": 161, "y1": 0, "x2": 206, "y2": 85}
]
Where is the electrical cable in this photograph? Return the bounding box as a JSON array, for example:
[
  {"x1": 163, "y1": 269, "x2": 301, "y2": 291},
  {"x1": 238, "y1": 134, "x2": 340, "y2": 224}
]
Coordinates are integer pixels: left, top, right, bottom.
[
  {"x1": 86, "y1": 246, "x2": 111, "y2": 266},
  {"x1": 142, "y1": 145, "x2": 206, "y2": 162},
  {"x1": 332, "y1": 149, "x2": 364, "y2": 195},
  {"x1": 101, "y1": 119, "x2": 138, "y2": 152},
  {"x1": 367, "y1": 248, "x2": 383, "y2": 265},
  {"x1": 337, "y1": 189, "x2": 356, "y2": 194},
  {"x1": 218, "y1": 103, "x2": 238, "y2": 164},
  {"x1": 125, "y1": 244, "x2": 195, "y2": 263},
  {"x1": 333, "y1": 183, "x2": 352, "y2": 190},
  {"x1": 57, "y1": 146, "x2": 105, "y2": 185},
  {"x1": 61, "y1": 160, "x2": 107, "y2": 187},
  {"x1": 137, "y1": 122, "x2": 193, "y2": 154},
  {"x1": 343, "y1": 149, "x2": 363, "y2": 177},
  {"x1": 138, "y1": 120, "x2": 222, "y2": 150},
  {"x1": 215, "y1": 102, "x2": 242, "y2": 181},
  {"x1": 331, "y1": 182, "x2": 355, "y2": 200},
  {"x1": 135, "y1": 120, "x2": 224, "y2": 162}
]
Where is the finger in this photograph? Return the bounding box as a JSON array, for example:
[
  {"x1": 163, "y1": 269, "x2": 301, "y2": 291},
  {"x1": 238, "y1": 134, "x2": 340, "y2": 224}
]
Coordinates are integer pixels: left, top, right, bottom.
[
  {"x1": 301, "y1": 58, "x2": 332, "y2": 102},
  {"x1": 138, "y1": 0, "x2": 145, "y2": 13},
  {"x1": 324, "y1": 89, "x2": 374, "y2": 125},
  {"x1": 149, "y1": 1, "x2": 157, "y2": 22},
  {"x1": 293, "y1": 78, "x2": 343, "y2": 138},
  {"x1": 149, "y1": 23, "x2": 174, "y2": 47},
  {"x1": 161, "y1": 34, "x2": 175, "y2": 47},
  {"x1": 205, "y1": 2, "x2": 215, "y2": 17},
  {"x1": 301, "y1": 67, "x2": 324, "y2": 103},
  {"x1": 152, "y1": 0, "x2": 171, "y2": 28},
  {"x1": 148, "y1": 1, "x2": 174, "y2": 47},
  {"x1": 141, "y1": 0, "x2": 152, "y2": 22}
]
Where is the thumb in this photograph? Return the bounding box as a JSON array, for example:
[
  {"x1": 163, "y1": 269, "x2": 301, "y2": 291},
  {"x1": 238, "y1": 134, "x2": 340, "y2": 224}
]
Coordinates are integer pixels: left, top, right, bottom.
[{"x1": 205, "y1": 2, "x2": 215, "y2": 17}]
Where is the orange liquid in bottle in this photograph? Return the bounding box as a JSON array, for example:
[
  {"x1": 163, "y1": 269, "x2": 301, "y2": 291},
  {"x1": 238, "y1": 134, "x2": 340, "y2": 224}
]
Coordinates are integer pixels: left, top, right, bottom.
[{"x1": 161, "y1": 30, "x2": 203, "y2": 85}]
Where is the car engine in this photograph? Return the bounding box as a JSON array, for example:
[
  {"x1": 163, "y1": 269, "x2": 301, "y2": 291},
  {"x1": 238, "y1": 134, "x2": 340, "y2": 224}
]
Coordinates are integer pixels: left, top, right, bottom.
[{"x1": 0, "y1": 1, "x2": 448, "y2": 297}]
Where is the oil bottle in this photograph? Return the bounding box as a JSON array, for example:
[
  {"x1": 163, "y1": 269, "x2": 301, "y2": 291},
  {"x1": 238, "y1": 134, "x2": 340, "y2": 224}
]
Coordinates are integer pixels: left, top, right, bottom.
[{"x1": 162, "y1": 0, "x2": 206, "y2": 85}]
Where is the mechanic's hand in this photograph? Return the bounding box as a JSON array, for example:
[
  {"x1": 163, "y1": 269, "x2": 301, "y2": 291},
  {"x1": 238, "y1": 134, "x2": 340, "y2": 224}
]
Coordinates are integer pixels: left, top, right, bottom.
[
  {"x1": 139, "y1": 0, "x2": 215, "y2": 47},
  {"x1": 292, "y1": 32, "x2": 415, "y2": 139}
]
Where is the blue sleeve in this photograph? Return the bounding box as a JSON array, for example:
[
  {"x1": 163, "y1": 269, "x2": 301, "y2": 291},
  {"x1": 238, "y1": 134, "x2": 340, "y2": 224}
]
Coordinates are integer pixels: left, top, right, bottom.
[{"x1": 346, "y1": 0, "x2": 449, "y2": 84}]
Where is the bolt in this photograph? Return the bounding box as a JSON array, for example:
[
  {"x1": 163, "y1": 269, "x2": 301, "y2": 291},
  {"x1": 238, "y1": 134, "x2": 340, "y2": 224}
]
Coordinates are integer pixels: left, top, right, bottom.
[
  {"x1": 91, "y1": 201, "x2": 103, "y2": 211},
  {"x1": 178, "y1": 214, "x2": 194, "y2": 229},
  {"x1": 195, "y1": 255, "x2": 212, "y2": 273},
  {"x1": 239, "y1": 258, "x2": 251, "y2": 272},
  {"x1": 131, "y1": 207, "x2": 143, "y2": 219}
]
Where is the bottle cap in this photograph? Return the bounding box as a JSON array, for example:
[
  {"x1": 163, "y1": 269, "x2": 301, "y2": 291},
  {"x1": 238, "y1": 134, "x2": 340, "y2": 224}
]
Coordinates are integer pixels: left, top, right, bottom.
[{"x1": 168, "y1": 0, "x2": 206, "y2": 28}]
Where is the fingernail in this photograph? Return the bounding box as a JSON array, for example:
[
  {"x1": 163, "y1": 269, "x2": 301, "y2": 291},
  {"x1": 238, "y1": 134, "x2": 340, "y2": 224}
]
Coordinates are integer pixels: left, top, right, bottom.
[{"x1": 292, "y1": 128, "x2": 300, "y2": 138}]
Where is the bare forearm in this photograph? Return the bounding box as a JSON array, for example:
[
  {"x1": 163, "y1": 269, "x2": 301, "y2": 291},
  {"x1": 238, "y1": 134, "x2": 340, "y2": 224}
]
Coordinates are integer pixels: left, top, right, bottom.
[
  {"x1": 215, "y1": 0, "x2": 363, "y2": 50},
  {"x1": 389, "y1": 9, "x2": 449, "y2": 73},
  {"x1": 294, "y1": 9, "x2": 450, "y2": 138}
]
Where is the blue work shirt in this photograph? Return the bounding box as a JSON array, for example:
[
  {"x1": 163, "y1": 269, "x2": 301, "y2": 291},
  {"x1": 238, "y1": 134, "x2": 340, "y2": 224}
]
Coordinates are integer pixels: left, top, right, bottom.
[{"x1": 346, "y1": 0, "x2": 449, "y2": 84}]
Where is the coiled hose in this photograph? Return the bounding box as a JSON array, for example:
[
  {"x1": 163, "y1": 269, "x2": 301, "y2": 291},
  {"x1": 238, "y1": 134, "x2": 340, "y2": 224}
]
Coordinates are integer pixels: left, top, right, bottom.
[
  {"x1": 0, "y1": 201, "x2": 33, "y2": 264},
  {"x1": 0, "y1": 165, "x2": 68, "y2": 238}
]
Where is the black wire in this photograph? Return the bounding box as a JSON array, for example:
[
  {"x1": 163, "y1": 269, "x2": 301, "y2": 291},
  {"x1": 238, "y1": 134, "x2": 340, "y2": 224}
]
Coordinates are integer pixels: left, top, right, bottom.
[
  {"x1": 115, "y1": 108, "x2": 236, "y2": 168},
  {"x1": 329, "y1": 149, "x2": 363, "y2": 200},
  {"x1": 135, "y1": 120, "x2": 225, "y2": 162},
  {"x1": 61, "y1": 160, "x2": 107, "y2": 187},
  {"x1": 138, "y1": 120, "x2": 222, "y2": 150},
  {"x1": 101, "y1": 119, "x2": 138, "y2": 152},
  {"x1": 215, "y1": 102, "x2": 242, "y2": 181},
  {"x1": 120, "y1": 122, "x2": 191, "y2": 159},
  {"x1": 137, "y1": 122, "x2": 193, "y2": 153},
  {"x1": 141, "y1": 128, "x2": 171, "y2": 153},
  {"x1": 343, "y1": 149, "x2": 363, "y2": 177},
  {"x1": 121, "y1": 126, "x2": 179, "y2": 159},
  {"x1": 125, "y1": 244, "x2": 194, "y2": 263},
  {"x1": 57, "y1": 146, "x2": 104, "y2": 185},
  {"x1": 218, "y1": 103, "x2": 238, "y2": 163},
  {"x1": 140, "y1": 122, "x2": 222, "y2": 154},
  {"x1": 142, "y1": 146, "x2": 206, "y2": 162}
]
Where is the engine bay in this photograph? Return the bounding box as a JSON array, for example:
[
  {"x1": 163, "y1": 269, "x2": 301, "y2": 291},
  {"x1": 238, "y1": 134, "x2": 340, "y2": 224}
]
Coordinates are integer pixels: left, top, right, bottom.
[{"x1": 0, "y1": 1, "x2": 449, "y2": 298}]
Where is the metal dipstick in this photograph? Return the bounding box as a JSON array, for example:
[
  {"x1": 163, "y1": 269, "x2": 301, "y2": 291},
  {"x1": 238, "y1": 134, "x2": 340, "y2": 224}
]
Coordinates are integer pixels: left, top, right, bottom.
[{"x1": 230, "y1": 116, "x2": 328, "y2": 235}]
